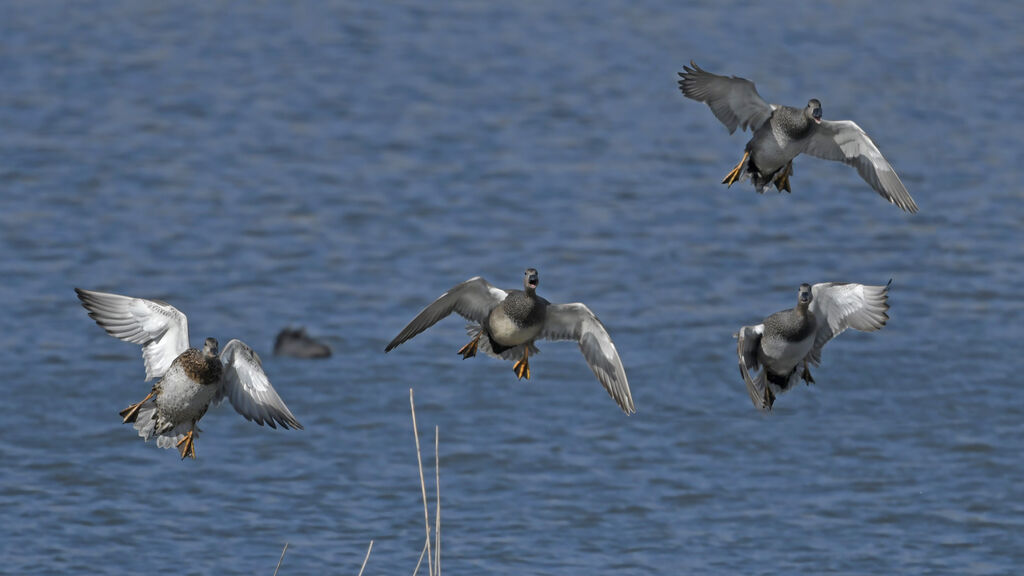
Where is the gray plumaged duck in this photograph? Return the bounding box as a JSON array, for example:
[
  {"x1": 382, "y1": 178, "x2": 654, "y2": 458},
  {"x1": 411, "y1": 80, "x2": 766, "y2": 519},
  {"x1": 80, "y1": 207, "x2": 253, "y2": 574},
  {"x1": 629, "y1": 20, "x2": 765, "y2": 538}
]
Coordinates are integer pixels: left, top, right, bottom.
[
  {"x1": 385, "y1": 269, "x2": 635, "y2": 414},
  {"x1": 75, "y1": 288, "x2": 303, "y2": 459},
  {"x1": 678, "y1": 61, "x2": 918, "y2": 213},
  {"x1": 735, "y1": 281, "x2": 891, "y2": 411}
]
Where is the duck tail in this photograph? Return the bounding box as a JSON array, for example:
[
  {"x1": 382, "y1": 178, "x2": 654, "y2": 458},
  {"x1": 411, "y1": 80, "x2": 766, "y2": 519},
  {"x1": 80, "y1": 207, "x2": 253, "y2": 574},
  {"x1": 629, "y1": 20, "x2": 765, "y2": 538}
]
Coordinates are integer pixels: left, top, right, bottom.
[
  {"x1": 154, "y1": 425, "x2": 195, "y2": 451},
  {"x1": 130, "y1": 404, "x2": 195, "y2": 450}
]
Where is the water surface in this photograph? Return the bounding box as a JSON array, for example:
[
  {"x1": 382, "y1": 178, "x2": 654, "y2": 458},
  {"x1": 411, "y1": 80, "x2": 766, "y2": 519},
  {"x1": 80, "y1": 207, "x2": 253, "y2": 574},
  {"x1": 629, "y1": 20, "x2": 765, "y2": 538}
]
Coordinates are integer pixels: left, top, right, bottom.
[{"x1": 1, "y1": 1, "x2": 1022, "y2": 574}]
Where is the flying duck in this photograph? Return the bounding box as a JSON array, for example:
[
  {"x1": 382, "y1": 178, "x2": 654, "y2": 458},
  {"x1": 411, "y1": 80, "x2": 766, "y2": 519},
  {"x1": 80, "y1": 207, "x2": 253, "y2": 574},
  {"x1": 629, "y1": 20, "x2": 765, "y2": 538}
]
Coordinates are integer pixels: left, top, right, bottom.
[
  {"x1": 385, "y1": 269, "x2": 635, "y2": 414},
  {"x1": 735, "y1": 281, "x2": 891, "y2": 411},
  {"x1": 678, "y1": 61, "x2": 918, "y2": 213},
  {"x1": 76, "y1": 288, "x2": 303, "y2": 459}
]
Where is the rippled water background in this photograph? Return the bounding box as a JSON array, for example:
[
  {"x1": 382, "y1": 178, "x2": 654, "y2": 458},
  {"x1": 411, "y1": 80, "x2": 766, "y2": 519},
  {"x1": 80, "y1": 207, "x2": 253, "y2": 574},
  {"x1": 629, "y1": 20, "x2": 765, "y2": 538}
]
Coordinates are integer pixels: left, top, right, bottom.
[{"x1": 1, "y1": 1, "x2": 1022, "y2": 574}]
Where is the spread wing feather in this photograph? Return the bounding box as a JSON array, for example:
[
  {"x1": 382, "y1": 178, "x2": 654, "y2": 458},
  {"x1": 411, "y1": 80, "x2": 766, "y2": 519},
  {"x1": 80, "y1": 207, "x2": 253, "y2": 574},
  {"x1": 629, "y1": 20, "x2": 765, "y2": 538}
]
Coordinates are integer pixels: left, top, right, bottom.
[
  {"x1": 678, "y1": 61, "x2": 775, "y2": 134},
  {"x1": 804, "y1": 120, "x2": 918, "y2": 213},
  {"x1": 75, "y1": 288, "x2": 190, "y2": 381},
  {"x1": 805, "y1": 281, "x2": 891, "y2": 366},
  {"x1": 540, "y1": 303, "x2": 635, "y2": 414},
  {"x1": 216, "y1": 339, "x2": 303, "y2": 430},
  {"x1": 735, "y1": 324, "x2": 771, "y2": 411},
  {"x1": 385, "y1": 277, "x2": 506, "y2": 352}
]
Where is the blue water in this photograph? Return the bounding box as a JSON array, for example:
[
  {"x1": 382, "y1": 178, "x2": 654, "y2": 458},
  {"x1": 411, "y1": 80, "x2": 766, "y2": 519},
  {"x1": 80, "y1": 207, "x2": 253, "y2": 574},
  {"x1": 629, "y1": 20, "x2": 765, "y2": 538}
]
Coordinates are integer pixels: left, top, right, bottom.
[{"x1": 1, "y1": 1, "x2": 1022, "y2": 574}]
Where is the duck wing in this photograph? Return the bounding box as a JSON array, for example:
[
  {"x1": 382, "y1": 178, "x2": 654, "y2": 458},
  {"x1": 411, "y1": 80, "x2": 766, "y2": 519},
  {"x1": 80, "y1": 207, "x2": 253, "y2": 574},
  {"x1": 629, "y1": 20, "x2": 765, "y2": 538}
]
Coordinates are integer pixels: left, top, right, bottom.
[
  {"x1": 385, "y1": 277, "x2": 507, "y2": 352},
  {"x1": 677, "y1": 61, "x2": 775, "y2": 134},
  {"x1": 805, "y1": 281, "x2": 891, "y2": 367},
  {"x1": 804, "y1": 120, "x2": 918, "y2": 213},
  {"x1": 735, "y1": 324, "x2": 770, "y2": 412},
  {"x1": 75, "y1": 288, "x2": 189, "y2": 381},
  {"x1": 216, "y1": 339, "x2": 303, "y2": 429},
  {"x1": 541, "y1": 303, "x2": 635, "y2": 414}
]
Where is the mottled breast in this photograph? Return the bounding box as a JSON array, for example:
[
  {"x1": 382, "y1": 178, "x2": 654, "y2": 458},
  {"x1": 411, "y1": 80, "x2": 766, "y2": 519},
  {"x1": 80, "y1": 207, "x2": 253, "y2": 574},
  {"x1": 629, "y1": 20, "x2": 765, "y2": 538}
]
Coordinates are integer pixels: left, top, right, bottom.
[{"x1": 176, "y1": 348, "x2": 223, "y2": 385}]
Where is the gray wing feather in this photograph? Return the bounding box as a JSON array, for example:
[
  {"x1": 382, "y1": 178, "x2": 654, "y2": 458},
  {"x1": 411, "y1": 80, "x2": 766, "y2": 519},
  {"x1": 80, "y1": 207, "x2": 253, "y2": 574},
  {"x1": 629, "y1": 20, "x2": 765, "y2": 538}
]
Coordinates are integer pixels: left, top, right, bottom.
[
  {"x1": 805, "y1": 281, "x2": 891, "y2": 366},
  {"x1": 540, "y1": 303, "x2": 635, "y2": 414},
  {"x1": 385, "y1": 277, "x2": 506, "y2": 352},
  {"x1": 735, "y1": 324, "x2": 770, "y2": 411},
  {"x1": 677, "y1": 61, "x2": 775, "y2": 134},
  {"x1": 75, "y1": 288, "x2": 190, "y2": 381},
  {"x1": 804, "y1": 120, "x2": 918, "y2": 213},
  {"x1": 217, "y1": 339, "x2": 303, "y2": 430}
]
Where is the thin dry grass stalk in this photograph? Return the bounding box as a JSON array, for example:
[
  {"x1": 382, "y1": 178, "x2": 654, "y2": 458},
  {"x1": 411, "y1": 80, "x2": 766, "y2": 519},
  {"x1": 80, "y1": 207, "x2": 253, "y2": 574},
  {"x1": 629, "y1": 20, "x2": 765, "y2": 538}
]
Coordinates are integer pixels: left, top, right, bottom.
[
  {"x1": 412, "y1": 540, "x2": 428, "y2": 576},
  {"x1": 273, "y1": 542, "x2": 288, "y2": 576},
  {"x1": 272, "y1": 392, "x2": 443, "y2": 575},
  {"x1": 357, "y1": 540, "x2": 374, "y2": 576},
  {"x1": 410, "y1": 389, "x2": 434, "y2": 576},
  {"x1": 434, "y1": 426, "x2": 441, "y2": 576}
]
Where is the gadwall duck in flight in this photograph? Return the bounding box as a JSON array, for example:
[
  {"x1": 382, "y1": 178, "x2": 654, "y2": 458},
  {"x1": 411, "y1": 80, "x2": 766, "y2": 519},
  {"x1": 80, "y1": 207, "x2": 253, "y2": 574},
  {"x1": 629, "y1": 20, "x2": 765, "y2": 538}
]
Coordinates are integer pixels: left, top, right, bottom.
[
  {"x1": 385, "y1": 269, "x2": 635, "y2": 414},
  {"x1": 735, "y1": 281, "x2": 891, "y2": 411},
  {"x1": 76, "y1": 288, "x2": 303, "y2": 459},
  {"x1": 678, "y1": 61, "x2": 917, "y2": 213}
]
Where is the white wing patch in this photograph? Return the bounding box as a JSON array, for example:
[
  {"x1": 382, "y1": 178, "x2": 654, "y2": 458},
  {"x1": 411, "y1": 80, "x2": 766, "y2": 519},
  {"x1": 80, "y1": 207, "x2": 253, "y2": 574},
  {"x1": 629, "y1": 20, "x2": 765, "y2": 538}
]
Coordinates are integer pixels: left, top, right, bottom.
[{"x1": 486, "y1": 284, "x2": 508, "y2": 302}]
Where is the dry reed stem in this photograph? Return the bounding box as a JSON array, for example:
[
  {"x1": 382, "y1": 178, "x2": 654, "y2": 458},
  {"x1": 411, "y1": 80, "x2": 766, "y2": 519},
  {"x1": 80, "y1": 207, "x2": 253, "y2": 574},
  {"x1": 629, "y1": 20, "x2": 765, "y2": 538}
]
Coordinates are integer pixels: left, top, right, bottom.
[
  {"x1": 410, "y1": 389, "x2": 434, "y2": 576},
  {"x1": 357, "y1": 540, "x2": 374, "y2": 576},
  {"x1": 434, "y1": 426, "x2": 441, "y2": 576},
  {"x1": 273, "y1": 542, "x2": 288, "y2": 576},
  {"x1": 412, "y1": 539, "x2": 428, "y2": 576}
]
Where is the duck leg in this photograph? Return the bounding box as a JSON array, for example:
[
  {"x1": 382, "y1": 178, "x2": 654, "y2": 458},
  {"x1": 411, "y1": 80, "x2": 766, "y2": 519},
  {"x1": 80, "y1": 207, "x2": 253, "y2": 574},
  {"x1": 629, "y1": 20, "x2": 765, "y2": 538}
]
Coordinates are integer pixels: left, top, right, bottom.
[
  {"x1": 119, "y1": 391, "x2": 154, "y2": 424},
  {"x1": 773, "y1": 162, "x2": 793, "y2": 193},
  {"x1": 801, "y1": 361, "x2": 815, "y2": 385},
  {"x1": 176, "y1": 429, "x2": 197, "y2": 460},
  {"x1": 513, "y1": 348, "x2": 531, "y2": 380},
  {"x1": 457, "y1": 335, "x2": 480, "y2": 359},
  {"x1": 721, "y1": 151, "x2": 749, "y2": 187}
]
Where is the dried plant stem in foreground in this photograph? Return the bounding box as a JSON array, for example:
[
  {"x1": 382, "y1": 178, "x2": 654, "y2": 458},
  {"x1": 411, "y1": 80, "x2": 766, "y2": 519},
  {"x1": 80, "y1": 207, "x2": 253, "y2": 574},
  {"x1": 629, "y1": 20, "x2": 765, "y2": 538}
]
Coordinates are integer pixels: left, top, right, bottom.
[
  {"x1": 434, "y1": 426, "x2": 441, "y2": 576},
  {"x1": 357, "y1": 540, "x2": 374, "y2": 576},
  {"x1": 275, "y1": 392, "x2": 439, "y2": 575},
  {"x1": 273, "y1": 542, "x2": 288, "y2": 576},
  {"x1": 410, "y1": 389, "x2": 434, "y2": 576},
  {"x1": 412, "y1": 540, "x2": 428, "y2": 576}
]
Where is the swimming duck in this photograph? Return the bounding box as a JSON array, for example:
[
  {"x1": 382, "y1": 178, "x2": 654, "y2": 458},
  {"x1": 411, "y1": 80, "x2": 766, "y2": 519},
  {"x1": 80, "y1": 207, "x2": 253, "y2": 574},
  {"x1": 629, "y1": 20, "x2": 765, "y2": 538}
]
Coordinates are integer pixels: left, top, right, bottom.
[
  {"x1": 678, "y1": 61, "x2": 917, "y2": 213},
  {"x1": 735, "y1": 281, "x2": 891, "y2": 411},
  {"x1": 274, "y1": 327, "x2": 332, "y2": 358},
  {"x1": 75, "y1": 288, "x2": 303, "y2": 459},
  {"x1": 385, "y1": 269, "x2": 635, "y2": 414}
]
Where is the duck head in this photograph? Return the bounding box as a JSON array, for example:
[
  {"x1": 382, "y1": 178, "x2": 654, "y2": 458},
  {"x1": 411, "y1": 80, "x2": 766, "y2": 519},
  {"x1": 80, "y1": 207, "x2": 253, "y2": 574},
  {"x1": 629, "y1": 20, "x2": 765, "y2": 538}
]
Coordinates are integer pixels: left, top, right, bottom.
[
  {"x1": 523, "y1": 268, "x2": 539, "y2": 294},
  {"x1": 806, "y1": 99, "x2": 822, "y2": 124},
  {"x1": 203, "y1": 337, "x2": 220, "y2": 358},
  {"x1": 797, "y1": 283, "x2": 813, "y2": 307}
]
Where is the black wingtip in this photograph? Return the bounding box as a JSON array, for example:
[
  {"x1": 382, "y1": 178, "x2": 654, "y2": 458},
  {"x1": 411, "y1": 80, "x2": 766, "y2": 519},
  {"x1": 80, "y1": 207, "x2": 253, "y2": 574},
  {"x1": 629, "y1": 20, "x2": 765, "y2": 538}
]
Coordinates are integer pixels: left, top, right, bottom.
[{"x1": 74, "y1": 288, "x2": 98, "y2": 311}]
